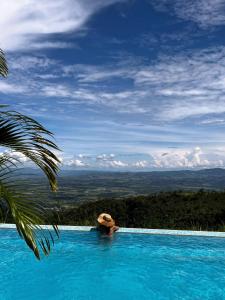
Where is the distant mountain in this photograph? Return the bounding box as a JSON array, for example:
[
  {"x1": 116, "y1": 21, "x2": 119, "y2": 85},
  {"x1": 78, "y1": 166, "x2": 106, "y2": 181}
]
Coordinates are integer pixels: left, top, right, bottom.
[{"x1": 15, "y1": 168, "x2": 225, "y2": 206}]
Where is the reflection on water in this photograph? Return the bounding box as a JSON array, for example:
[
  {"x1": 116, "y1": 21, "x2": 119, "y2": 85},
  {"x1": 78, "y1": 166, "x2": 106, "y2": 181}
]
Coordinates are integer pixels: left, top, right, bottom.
[
  {"x1": 90, "y1": 227, "x2": 117, "y2": 248},
  {"x1": 97, "y1": 231, "x2": 116, "y2": 249}
]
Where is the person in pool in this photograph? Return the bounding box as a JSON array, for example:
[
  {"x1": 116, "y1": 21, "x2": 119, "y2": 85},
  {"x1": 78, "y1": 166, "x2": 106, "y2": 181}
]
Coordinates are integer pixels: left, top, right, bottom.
[{"x1": 97, "y1": 213, "x2": 119, "y2": 236}]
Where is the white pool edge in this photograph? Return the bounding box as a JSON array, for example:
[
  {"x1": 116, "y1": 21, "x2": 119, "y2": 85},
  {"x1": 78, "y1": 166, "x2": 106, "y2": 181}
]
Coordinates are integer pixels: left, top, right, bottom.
[{"x1": 1, "y1": 224, "x2": 225, "y2": 238}]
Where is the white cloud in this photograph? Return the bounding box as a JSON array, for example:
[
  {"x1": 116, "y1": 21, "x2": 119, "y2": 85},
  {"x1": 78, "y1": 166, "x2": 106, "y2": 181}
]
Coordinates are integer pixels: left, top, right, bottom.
[
  {"x1": 0, "y1": 81, "x2": 26, "y2": 94},
  {"x1": 76, "y1": 67, "x2": 133, "y2": 83},
  {"x1": 10, "y1": 56, "x2": 56, "y2": 70},
  {"x1": 30, "y1": 41, "x2": 75, "y2": 50},
  {"x1": 77, "y1": 154, "x2": 90, "y2": 159},
  {"x1": 42, "y1": 85, "x2": 72, "y2": 98},
  {"x1": 0, "y1": 0, "x2": 125, "y2": 51},
  {"x1": 0, "y1": 150, "x2": 29, "y2": 164},
  {"x1": 67, "y1": 159, "x2": 87, "y2": 167},
  {"x1": 63, "y1": 47, "x2": 225, "y2": 119},
  {"x1": 200, "y1": 118, "x2": 225, "y2": 125},
  {"x1": 152, "y1": 0, "x2": 225, "y2": 28},
  {"x1": 133, "y1": 47, "x2": 225, "y2": 121},
  {"x1": 52, "y1": 148, "x2": 225, "y2": 170},
  {"x1": 96, "y1": 154, "x2": 115, "y2": 161},
  {"x1": 158, "y1": 88, "x2": 206, "y2": 97},
  {"x1": 42, "y1": 85, "x2": 148, "y2": 114},
  {"x1": 151, "y1": 147, "x2": 224, "y2": 169},
  {"x1": 107, "y1": 160, "x2": 128, "y2": 168},
  {"x1": 133, "y1": 160, "x2": 148, "y2": 168},
  {"x1": 95, "y1": 153, "x2": 128, "y2": 168},
  {"x1": 62, "y1": 153, "x2": 129, "y2": 169},
  {"x1": 6, "y1": 45, "x2": 225, "y2": 121},
  {"x1": 9, "y1": 151, "x2": 29, "y2": 163}
]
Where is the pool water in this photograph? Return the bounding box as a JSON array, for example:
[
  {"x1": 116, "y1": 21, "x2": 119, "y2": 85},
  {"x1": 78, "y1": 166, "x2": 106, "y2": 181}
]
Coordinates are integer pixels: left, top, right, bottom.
[{"x1": 0, "y1": 229, "x2": 225, "y2": 300}]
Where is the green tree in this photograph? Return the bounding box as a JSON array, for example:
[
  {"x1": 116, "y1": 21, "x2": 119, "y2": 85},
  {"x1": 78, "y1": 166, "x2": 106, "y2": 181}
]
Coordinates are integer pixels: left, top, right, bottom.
[{"x1": 0, "y1": 50, "x2": 60, "y2": 259}]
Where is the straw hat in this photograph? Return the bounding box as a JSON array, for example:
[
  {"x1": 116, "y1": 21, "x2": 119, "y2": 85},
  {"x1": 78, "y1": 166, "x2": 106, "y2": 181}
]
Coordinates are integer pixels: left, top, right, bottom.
[{"x1": 97, "y1": 213, "x2": 115, "y2": 227}]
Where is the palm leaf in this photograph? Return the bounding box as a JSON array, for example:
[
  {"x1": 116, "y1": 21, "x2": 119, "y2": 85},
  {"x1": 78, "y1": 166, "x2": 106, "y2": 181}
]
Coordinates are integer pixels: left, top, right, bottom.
[
  {"x1": 0, "y1": 181, "x2": 59, "y2": 259},
  {"x1": 0, "y1": 50, "x2": 8, "y2": 77},
  {"x1": 0, "y1": 111, "x2": 61, "y2": 258},
  {"x1": 0, "y1": 49, "x2": 61, "y2": 259},
  {"x1": 0, "y1": 144, "x2": 60, "y2": 259},
  {"x1": 0, "y1": 110, "x2": 60, "y2": 191}
]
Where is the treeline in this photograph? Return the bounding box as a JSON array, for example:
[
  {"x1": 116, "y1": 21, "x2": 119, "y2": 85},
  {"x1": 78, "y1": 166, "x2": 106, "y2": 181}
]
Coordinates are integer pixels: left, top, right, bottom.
[
  {"x1": 4, "y1": 190, "x2": 225, "y2": 231},
  {"x1": 59, "y1": 190, "x2": 225, "y2": 231}
]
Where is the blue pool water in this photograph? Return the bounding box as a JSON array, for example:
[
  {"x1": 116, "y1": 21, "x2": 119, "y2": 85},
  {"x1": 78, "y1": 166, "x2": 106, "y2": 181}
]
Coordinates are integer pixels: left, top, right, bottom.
[{"x1": 0, "y1": 230, "x2": 225, "y2": 300}]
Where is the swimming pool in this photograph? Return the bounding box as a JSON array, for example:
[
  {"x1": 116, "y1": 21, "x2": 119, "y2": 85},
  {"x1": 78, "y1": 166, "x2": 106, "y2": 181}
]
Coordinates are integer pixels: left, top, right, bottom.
[{"x1": 0, "y1": 229, "x2": 225, "y2": 300}]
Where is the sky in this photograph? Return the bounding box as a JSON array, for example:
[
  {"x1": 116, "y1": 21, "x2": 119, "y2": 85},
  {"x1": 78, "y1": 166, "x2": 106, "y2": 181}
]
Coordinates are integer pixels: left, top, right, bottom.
[{"x1": 1, "y1": 0, "x2": 225, "y2": 170}]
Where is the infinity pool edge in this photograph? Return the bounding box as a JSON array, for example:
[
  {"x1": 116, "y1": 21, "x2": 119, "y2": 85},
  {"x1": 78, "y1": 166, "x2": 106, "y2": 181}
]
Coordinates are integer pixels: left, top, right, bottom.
[{"x1": 1, "y1": 224, "x2": 225, "y2": 238}]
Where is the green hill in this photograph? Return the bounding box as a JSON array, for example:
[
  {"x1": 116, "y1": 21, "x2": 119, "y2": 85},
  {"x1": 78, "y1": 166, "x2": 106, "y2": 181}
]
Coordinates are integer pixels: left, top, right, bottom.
[
  {"x1": 59, "y1": 190, "x2": 225, "y2": 231},
  {"x1": 15, "y1": 168, "x2": 225, "y2": 206}
]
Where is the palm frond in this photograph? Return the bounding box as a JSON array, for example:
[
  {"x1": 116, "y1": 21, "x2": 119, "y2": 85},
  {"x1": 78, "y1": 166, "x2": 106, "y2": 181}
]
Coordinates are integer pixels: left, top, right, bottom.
[
  {"x1": 0, "y1": 49, "x2": 61, "y2": 259},
  {"x1": 0, "y1": 200, "x2": 6, "y2": 223},
  {"x1": 0, "y1": 151, "x2": 20, "y2": 168},
  {"x1": 0, "y1": 110, "x2": 60, "y2": 191},
  {"x1": 0, "y1": 181, "x2": 59, "y2": 259},
  {"x1": 0, "y1": 50, "x2": 8, "y2": 77}
]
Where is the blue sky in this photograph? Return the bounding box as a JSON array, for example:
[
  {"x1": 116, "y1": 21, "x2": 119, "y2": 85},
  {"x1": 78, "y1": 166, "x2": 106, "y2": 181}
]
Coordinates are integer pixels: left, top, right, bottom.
[{"x1": 2, "y1": 0, "x2": 225, "y2": 170}]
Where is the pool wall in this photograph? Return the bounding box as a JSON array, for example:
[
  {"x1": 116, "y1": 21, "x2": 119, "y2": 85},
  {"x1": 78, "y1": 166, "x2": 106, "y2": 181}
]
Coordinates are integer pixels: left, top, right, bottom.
[{"x1": 1, "y1": 224, "x2": 225, "y2": 237}]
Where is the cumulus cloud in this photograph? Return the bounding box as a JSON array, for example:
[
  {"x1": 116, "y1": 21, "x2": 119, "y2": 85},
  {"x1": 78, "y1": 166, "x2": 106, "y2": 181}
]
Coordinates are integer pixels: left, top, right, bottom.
[
  {"x1": 10, "y1": 151, "x2": 29, "y2": 163},
  {"x1": 62, "y1": 153, "x2": 129, "y2": 169},
  {"x1": 67, "y1": 159, "x2": 87, "y2": 167},
  {"x1": 77, "y1": 154, "x2": 91, "y2": 159},
  {"x1": 107, "y1": 160, "x2": 128, "y2": 167},
  {"x1": 133, "y1": 160, "x2": 148, "y2": 168},
  {"x1": 0, "y1": 150, "x2": 29, "y2": 165},
  {"x1": 95, "y1": 153, "x2": 128, "y2": 168},
  {"x1": 0, "y1": 0, "x2": 125, "y2": 51},
  {"x1": 36, "y1": 148, "x2": 225, "y2": 170},
  {"x1": 151, "y1": 147, "x2": 224, "y2": 169}
]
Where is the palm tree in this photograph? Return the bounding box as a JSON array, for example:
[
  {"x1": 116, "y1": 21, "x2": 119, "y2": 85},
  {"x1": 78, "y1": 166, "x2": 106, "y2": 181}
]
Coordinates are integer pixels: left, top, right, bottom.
[{"x1": 0, "y1": 50, "x2": 60, "y2": 259}]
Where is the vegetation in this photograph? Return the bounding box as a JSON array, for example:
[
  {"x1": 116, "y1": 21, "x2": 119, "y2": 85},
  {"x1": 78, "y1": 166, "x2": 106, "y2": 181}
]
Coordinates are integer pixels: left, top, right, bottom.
[
  {"x1": 9, "y1": 169, "x2": 225, "y2": 231},
  {"x1": 0, "y1": 50, "x2": 60, "y2": 259},
  {"x1": 59, "y1": 190, "x2": 225, "y2": 231},
  {"x1": 4, "y1": 169, "x2": 225, "y2": 231},
  {"x1": 13, "y1": 168, "x2": 225, "y2": 207}
]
